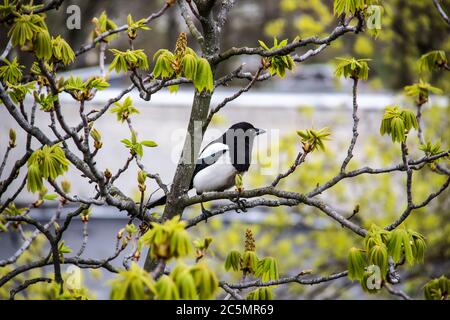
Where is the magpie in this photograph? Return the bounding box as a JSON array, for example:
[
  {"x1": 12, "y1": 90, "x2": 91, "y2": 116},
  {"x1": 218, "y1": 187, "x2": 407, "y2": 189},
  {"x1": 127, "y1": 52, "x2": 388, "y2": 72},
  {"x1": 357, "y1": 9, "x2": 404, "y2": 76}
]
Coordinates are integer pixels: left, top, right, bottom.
[{"x1": 147, "y1": 122, "x2": 266, "y2": 217}]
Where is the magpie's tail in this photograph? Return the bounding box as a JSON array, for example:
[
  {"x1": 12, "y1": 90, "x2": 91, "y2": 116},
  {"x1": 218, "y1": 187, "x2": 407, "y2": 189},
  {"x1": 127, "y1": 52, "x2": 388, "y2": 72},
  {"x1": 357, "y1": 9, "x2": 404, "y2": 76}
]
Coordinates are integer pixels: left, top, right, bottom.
[{"x1": 147, "y1": 195, "x2": 167, "y2": 209}]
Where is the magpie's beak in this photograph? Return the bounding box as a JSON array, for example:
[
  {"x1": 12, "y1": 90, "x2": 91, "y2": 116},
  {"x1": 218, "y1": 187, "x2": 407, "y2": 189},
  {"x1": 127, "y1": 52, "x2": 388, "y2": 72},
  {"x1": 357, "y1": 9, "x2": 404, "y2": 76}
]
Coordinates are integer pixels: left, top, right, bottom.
[{"x1": 256, "y1": 128, "x2": 266, "y2": 136}]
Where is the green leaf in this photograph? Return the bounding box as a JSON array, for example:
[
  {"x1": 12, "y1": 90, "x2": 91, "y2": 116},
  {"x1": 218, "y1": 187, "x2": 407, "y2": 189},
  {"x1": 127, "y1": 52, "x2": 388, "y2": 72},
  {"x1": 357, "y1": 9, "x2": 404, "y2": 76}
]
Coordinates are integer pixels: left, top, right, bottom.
[
  {"x1": 51, "y1": 36, "x2": 75, "y2": 65},
  {"x1": 387, "y1": 228, "x2": 415, "y2": 264},
  {"x1": 224, "y1": 250, "x2": 241, "y2": 272},
  {"x1": 247, "y1": 287, "x2": 273, "y2": 300},
  {"x1": 111, "y1": 96, "x2": 139, "y2": 122},
  {"x1": 43, "y1": 194, "x2": 58, "y2": 201},
  {"x1": 109, "y1": 49, "x2": 149, "y2": 74},
  {"x1": 8, "y1": 13, "x2": 44, "y2": 47},
  {"x1": 155, "y1": 275, "x2": 179, "y2": 300},
  {"x1": 190, "y1": 263, "x2": 218, "y2": 299},
  {"x1": 110, "y1": 262, "x2": 156, "y2": 300},
  {"x1": 348, "y1": 247, "x2": 367, "y2": 281},
  {"x1": 255, "y1": 257, "x2": 279, "y2": 282},
  {"x1": 181, "y1": 53, "x2": 197, "y2": 80},
  {"x1": 241, "y1": 251, "x2": 258, "y2": 274},
  {"x1": 368, "y1": 244, "x2": 388, "y2": 278},
  {"x1": 0, "y1": 57, "x2": 24, "y2": 84},
  {"x1": 418, "y1": 50, "x2": 448, "y2": 73},
  {"x1": 27, "y1": 144, "x2": 69, "y2": 193},
  {"x1": 334, "y1": 57, "x2": 370, "y2": 80},
  {"x1": 141, "y1": 140, "x2": 158, "y2": 148},
  {"x1": 34, "y1": 29, "x2": 53, "y2": 60},
  {"x1": 334, "y1": 0, "x2": 369, "y2": 16},
  {"x1": 193, "y1": 58, "x2": 214, "y2": 93}
]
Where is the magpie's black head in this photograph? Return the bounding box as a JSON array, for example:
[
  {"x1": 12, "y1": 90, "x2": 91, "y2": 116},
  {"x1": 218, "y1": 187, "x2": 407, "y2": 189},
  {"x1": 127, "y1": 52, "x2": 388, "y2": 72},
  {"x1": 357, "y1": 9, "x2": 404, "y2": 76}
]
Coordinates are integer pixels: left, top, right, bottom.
[{"x1": 227, "y1": 122, "x2": 266, "y2": 136}]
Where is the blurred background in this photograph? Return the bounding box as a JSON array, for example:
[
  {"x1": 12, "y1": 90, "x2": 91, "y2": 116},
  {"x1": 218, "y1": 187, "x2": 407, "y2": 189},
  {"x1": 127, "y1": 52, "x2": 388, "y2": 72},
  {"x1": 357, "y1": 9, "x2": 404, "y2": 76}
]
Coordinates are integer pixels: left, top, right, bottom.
[{"x1": 0, "y1": 0, "x2": 449, "y2": 299}]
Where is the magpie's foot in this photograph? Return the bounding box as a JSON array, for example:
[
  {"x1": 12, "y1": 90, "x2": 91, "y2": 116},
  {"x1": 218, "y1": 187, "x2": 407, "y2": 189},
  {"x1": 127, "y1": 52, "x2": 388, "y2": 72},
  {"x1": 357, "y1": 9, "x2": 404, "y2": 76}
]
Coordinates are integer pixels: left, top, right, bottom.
[
  {"x1": 201, "y1": 204, "x2": 213, "y2": 223},
  {"x1": 231, "y1": 197, "x2": 247, "y2": 213}
]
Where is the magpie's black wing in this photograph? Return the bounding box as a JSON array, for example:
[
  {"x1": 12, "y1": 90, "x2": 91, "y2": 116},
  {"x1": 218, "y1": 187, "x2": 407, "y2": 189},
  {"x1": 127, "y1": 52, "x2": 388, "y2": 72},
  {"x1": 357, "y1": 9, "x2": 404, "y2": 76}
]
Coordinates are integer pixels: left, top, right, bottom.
[{"x1": 189, "y1": 148, "x2": 228, "y2": 189}]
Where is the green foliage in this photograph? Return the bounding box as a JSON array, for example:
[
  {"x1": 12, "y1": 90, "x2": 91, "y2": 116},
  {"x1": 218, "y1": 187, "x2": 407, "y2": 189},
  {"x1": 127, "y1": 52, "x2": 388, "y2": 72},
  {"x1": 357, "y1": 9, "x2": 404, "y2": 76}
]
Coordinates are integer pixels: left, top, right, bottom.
[
  {"x1": 404, "y1": 80, "x2": 443, "y2": 105},
  {"x1": 153, "y1": 49, "x2": 176, "y2": 79},
  {"x1": 241, "y1": 250, "x2": 259, "y2": 274},
  {"x1": 418, "y1": 50, "x2": 448, "y2": 74},
  {"x1": 419, "y1": 141, "x2": 446, "y2": 160},
  {"x1": 190, "y1": 263, "x2": 219, "y2": 299},
  {"x1": 296, "y1": 127, "x2": 332, "y2": 152},
  {"x1": 247, "y1": 287, "x2": 273, "y2": 300},
  {"x1": 34, "y1": 30, "x2": 52, "y2": 60},
  {"x1": 64, "y1": 75, "x2": 109, "y2": 101},
  {"x1": 58, "y1": 240, "x2": 72, "y2": 261},
  {"x1": 387, "y1": 228, "x2": 425, "y2": 265},
  {"x1": 423, "y1": 276, "x2": 449, "y2": 300},
  {"x1": 194, "y1": 58, "x2": 214, "y2": 93},
  {"x1": 33, "y1": 92, "x2": 58, "y2": 112},
  {"x1": 224, "y1": 250, "x2": 241, "y2": 272},
  {"x1": 127, "y1": 14, "x2": 150, "y2": 39},
  {"x1": 5, "y1": 81, "x2": 36, "y2": 104},
  {"x1": 380, "y1": 105, "x2": 418, "y2": 143},
  {"x1": 152, "y1": 44, "x2": 214, "y2": 93},
  {"x1": 334, "y1": 57, "x2": 370, "y2": 80},
  {"x1": 171, "y1": 265, "x2": 198, "y2": 299},
  {"x1": 193, "y1": 237, "x2": 213, "y2": 261},
  {"x1": 27, "y1": 144, "x2": 69, "y2": 193},
  {"x1": 333, "y1": 0, "x2": 372, "y2": 16},
  {"x1": 0, "y1": 202, "x2": 28, "y2": 232},
  {"x1": 367, "y1": 244, "x2": 388, "y2": 278},
  {"x1": 0, "y1": 57, "x2": 23, "y2": 84},
  {"x1": 140, "y1": 216, "x2": 191, "y2": 260},
  {"x1": 155, "y1": 275, "x2": 179, "y2": 300},
  {"x1": 92, "y1": 11, "x2": 118, "y2": 43},
  {"x1": 51, "y1": 36, "x2": 75, "y2": 65},
  {"x1": 347, "y1": 247, "x2": 366, "y2": 281},
  {"x1": 255, "y1": 257, "x2": 279, "y2": 282},
  {"x1": 120, "y1": 131, "x2": 157, "y2": 158},
  {"x1": 1, "y1": 202, "x2": 27, "y2": 216},
  {"x1": 110, "y1": 262, "x2": 156, "y2": 300},
  {"x1": 109, "y1": 49, "x2": 149, "y2": 73},
  {"x1": 8, "y1": 13, "x2": 45, "y2": 47},
  {"x1": 259, "y1": 38, "x2": 295, "y2": 78},
  {"x1": 111, "y1": 96, "x2": 140, "y2": 122},
  {"x1": 363, "y1": 224, "x2": 389, "y2": 252}
]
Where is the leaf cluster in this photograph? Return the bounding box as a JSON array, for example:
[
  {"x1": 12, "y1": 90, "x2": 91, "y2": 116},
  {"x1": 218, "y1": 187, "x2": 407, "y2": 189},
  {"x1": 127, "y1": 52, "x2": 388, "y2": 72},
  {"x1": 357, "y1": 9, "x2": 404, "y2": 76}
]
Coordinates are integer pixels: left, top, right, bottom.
[
  {"x1": 380, "y1": 105, "x2": 418, "y2": 143},
  {"x1": 259, "y1": 38, "x2": 295, "y2": 78},
  {"x1": 27, "y1": 144, "x2": 69, "y2": 193},
  {"x1": 139, "y1": 216, "x2": 191, "y2": 260},
  {"x1": 296, "y1": 127, "x2": 332, "y2": 153}
]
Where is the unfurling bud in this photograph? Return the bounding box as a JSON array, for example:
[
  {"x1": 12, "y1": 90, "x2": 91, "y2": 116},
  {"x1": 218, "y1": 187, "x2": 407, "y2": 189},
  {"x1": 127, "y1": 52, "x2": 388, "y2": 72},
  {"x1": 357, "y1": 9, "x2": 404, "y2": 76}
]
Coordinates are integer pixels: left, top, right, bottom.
[
  {"x1": 125, "y1": 223, "x2": 137, "y2": 235},
  {"x1": 166, "y1": 0, "x2": 176, "y2": 7},
  {"x1": 138, "y1": 170, "x2": 147, "y2": 192},
  {"x1": 262, "y1": 57, "x2": 271, "y2": 70},
  {"x1": 117, "y1": 228, "x2": 125, "y2": 239},
  {"x1": 104, "y1": 168, "x2": 112, "y2": 180},
  {"x1": 33, "y1": 199, "x2": 44, "y2": 208},
  {"x1": 61, "y1": 180, "x2": 71, "y2": 194},
  {"x1": 81, "y1": 208, "x2": 92, "y2": 223},
  {"x1": 353, "y1": 204, "x2": 360, "y2": 216},
  {"x1": 302, "y1": 141, "x2": 312, "y2": 153},
  {"x1": 90, "y1": 128, "x2": 103, "y2": 150},
  {"x1": 137, "y1": 170, "x2": 147, "y2": 185},
  {"x1": 90, "y1": 128, "x2": 101, "y2": 141},
  {"x1": 9, "y1": 129, "x2": 16, "y2": 148},
  {"x1": 132, "y1": 250, "x2": 140, "y2": 261}
]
